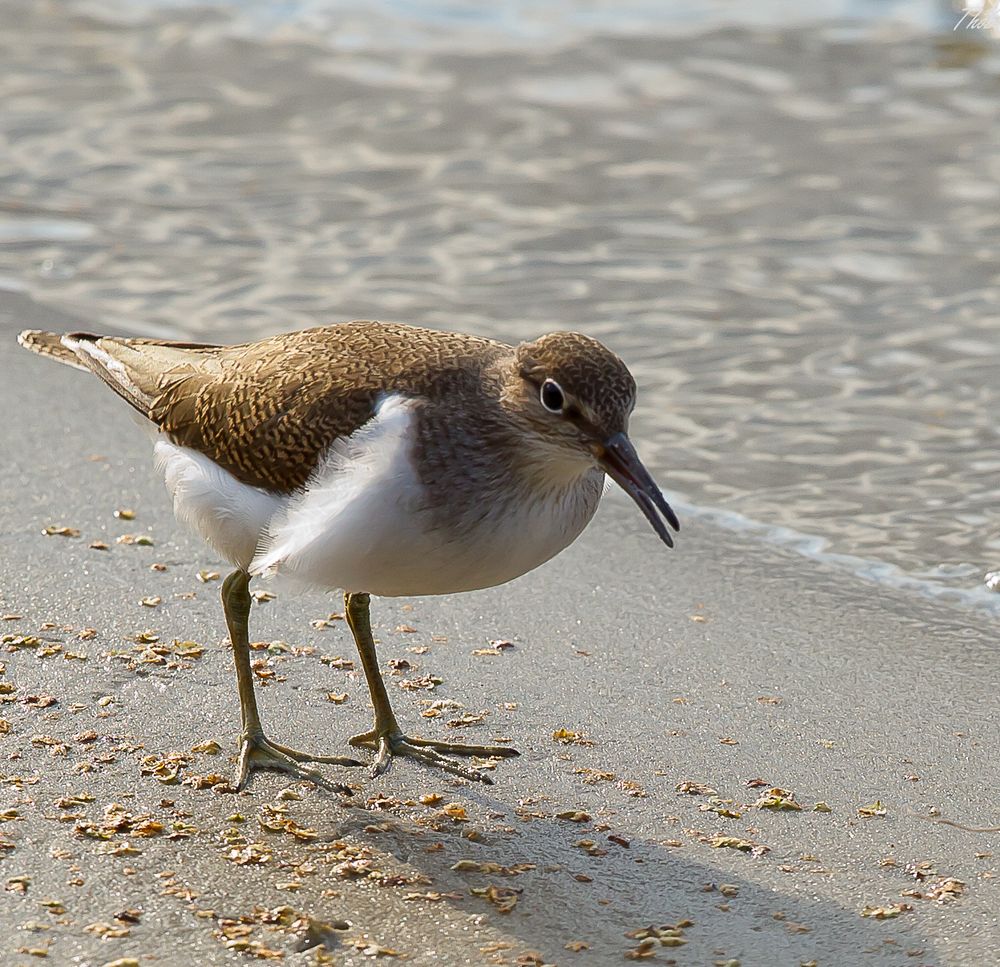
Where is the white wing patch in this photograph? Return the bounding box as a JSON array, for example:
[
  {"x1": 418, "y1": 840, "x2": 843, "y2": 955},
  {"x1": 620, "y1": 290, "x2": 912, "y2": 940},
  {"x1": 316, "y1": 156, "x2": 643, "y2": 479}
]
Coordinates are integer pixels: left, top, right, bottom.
[{"x1": 251, "y1": 395, "x2": 423, "y2": 591}]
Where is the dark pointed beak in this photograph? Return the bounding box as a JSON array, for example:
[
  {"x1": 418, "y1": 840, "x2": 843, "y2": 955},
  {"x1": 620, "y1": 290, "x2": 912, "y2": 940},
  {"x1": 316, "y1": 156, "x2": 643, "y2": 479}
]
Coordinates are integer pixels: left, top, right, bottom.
[{"x1": 592, "y1": 432, "x2": 680, "y2": 548}]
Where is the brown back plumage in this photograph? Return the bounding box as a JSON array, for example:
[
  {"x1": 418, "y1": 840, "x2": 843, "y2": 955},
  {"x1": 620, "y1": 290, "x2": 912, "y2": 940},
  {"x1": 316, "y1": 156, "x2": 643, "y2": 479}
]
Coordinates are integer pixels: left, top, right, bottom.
[{"x1": 19, "y1": 322, "x2": 509, "y2": 493}]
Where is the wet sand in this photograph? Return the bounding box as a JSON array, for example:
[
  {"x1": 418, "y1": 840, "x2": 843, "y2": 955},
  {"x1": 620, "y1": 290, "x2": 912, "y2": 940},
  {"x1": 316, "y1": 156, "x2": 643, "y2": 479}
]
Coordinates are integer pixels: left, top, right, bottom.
[{"x1": 2, "y1": 296, "x2": 998, "y2": 966}]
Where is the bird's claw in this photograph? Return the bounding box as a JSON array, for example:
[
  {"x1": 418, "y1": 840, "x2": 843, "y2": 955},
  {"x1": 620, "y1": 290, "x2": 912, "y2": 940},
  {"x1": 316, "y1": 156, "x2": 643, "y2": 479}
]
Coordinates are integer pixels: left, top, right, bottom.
[
  {"x1": 232, "y1": 730, "x2": 362, "y2": 794},
  {"x1": 350, "y1": 728, "x2": 519, "y2": 784}
]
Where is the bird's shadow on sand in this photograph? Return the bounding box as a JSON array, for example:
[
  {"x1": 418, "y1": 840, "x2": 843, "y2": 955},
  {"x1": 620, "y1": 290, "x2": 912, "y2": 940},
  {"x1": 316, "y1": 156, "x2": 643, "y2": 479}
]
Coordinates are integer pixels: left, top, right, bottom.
[{"x1": 199, "y1": 770, "x2": 937, "y2": 966}]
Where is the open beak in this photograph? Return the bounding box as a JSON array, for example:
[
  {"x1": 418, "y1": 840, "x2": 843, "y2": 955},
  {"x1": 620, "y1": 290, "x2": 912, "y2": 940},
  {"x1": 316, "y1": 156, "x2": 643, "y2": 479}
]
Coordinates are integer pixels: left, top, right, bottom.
[{"x1": 593, "y1": 432, "x2": 680, "y2": 548}]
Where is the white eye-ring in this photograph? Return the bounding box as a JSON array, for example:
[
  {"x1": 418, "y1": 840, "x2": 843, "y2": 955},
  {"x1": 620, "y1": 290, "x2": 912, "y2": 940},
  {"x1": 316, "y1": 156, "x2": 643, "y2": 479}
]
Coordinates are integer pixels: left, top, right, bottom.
[{"x1": 539, "y1": 378, "x2": 565, "y2": 413}]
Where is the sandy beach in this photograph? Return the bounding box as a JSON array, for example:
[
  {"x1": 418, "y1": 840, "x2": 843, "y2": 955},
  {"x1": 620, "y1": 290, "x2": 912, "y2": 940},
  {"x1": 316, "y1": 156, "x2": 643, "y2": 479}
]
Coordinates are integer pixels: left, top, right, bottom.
[
  {"x1": 2, "y1": 0, "x2": 1000, "y2": 962},
  {"x1": 2, "y1": 294, "x2": 998, "y2": 966}
]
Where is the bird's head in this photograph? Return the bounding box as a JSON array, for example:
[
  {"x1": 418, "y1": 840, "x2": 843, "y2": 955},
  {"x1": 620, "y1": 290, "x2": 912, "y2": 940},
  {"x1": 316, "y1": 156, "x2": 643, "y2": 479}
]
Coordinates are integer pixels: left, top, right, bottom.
[{"x1": 503, "y1": 331, "x2": 679, "y2": 547}]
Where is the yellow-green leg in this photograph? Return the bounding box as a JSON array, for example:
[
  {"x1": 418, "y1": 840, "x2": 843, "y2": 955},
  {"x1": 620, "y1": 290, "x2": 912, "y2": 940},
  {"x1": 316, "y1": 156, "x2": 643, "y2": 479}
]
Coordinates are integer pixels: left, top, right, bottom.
[
  {"x1": 222, "y1": 569, "x2": 361, "y2": 793},
  {"x1": 345, "y1": 591, "x2": 519, "y2": 784}
]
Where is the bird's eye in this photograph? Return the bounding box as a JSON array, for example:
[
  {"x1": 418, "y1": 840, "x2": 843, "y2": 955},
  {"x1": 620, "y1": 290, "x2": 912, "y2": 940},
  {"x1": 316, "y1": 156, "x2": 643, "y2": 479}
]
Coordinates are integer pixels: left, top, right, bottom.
[{"x1": 539, "y1": 378, "x2": 565, "y2": 413}]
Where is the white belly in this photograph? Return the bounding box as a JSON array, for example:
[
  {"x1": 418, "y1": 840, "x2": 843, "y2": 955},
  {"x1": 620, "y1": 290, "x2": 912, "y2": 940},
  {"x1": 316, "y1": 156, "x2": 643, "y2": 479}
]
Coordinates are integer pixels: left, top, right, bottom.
[{"x1": 156, "y1": 395, "x2": 602, "y2": 597}]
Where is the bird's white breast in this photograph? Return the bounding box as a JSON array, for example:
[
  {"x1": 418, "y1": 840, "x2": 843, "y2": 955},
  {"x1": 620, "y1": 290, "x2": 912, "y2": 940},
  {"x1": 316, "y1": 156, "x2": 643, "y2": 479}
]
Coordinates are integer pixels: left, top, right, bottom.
[{"x1": 156, "y1": 394, "x2": 602, "y2": 597}]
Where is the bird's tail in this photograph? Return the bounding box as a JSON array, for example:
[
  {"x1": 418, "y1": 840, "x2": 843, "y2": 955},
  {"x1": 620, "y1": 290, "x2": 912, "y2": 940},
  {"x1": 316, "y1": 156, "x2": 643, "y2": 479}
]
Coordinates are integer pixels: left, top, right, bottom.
[
  {"x1": 17, "y1": 329, "x2": 91, "y2": 372},
  {"x1": 18, "y1": 328, "x2": 229, "y2": 420},
  {"x1": 17, "y1": 329, "x2": 154, "y2": 414}
]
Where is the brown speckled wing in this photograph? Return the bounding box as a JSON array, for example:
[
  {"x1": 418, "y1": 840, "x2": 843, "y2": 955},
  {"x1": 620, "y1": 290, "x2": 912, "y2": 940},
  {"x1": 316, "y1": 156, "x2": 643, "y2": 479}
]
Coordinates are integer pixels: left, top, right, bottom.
[{"x1": 133, "y1": 322, "x2": 507, "y2": 493}]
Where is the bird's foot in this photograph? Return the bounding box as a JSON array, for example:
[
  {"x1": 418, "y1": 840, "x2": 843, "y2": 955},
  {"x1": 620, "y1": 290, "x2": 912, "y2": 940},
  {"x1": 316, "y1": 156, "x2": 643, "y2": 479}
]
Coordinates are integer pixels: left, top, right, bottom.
[
  {"x1": 349, "y1": 728, "x2": 519, "y2": 784},
  {"x1": 233, "y1": 730, "x2": 363, "y2": 794}
]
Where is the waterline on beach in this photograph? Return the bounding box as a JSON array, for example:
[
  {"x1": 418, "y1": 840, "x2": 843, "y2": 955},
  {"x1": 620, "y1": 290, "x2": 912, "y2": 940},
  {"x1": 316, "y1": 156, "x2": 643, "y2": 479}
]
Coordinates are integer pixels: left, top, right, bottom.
[{"x1": 660, "y1": 493, "x2": 1000, "y2": 619}]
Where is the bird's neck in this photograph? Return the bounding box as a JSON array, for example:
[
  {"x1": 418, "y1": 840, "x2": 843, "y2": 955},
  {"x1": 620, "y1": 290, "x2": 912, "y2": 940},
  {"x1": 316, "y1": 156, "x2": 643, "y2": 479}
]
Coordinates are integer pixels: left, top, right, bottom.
[{"x1": 413, "y1": 385, "x2": 600, "y2": 531}]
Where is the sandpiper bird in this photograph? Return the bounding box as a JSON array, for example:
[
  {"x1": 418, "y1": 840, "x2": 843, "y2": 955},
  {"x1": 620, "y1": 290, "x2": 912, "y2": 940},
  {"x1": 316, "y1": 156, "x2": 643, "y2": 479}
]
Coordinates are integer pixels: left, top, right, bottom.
[{"x1": 18, "y1": 322, "x2": 678, "y2": 790}]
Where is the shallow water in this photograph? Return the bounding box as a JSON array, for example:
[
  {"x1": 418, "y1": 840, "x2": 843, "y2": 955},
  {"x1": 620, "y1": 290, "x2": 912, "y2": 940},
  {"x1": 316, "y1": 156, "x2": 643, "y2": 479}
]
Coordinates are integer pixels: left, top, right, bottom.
[{"x1": 2, "y1": 0, "x2": 998, "y2": 611}]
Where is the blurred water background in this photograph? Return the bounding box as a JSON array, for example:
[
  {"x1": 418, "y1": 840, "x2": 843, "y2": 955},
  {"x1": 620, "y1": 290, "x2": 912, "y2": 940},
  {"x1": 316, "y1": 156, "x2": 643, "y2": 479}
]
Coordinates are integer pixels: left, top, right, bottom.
[{"x1": 2, "y1": 0, "x2": 998, "y2": 613}]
